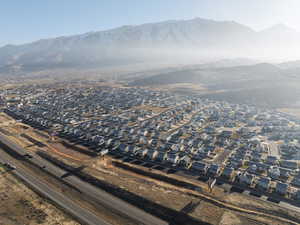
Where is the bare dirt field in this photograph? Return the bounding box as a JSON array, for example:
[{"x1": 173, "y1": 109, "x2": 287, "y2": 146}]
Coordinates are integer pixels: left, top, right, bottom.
[
  {"x1": 84, "y1": 158, "x2": 297, "y2": 225},
  {"x1": 153, "y1": 83, "x2": 209, "y2": 95},
  {"x1": 0, "y1": 165, "x2": 79, "y2": 225}
]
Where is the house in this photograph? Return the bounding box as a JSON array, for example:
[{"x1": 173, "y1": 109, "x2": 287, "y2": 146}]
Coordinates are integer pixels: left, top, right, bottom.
[
  {"x1": 221, "y1": 167, "x2": 234, "y2": 180},
  {"x1": 252, "y1": 153, "x2": 263, "y2": 162},
  {"x1": 239, "y1": 173, "x2": 255, "y2": 186},
  {"x1": 105, "y1": 138, "x2": 114, "y2": 148},
  {"x1": 268, "y1": 166, "x2": 280, "y2": 180},
  {"x1": 279, "y1": 168, "x2": 291, "y2": 180},
  {"x1": 208, "y1": 164, "x2": 221, "y2": 177},
  {"x1": 171, "y1": 144, "x2": 180, "y2": 152},
  {"x1": 148, "y1": 139, "x2": 157, "y2": 147},
  {"x1": 141, "y1": 149, "x2": 149, "y2": 158},
  {"x1": 188, "y1": 161, "x2": 208, "y2": 174},
  {"x1": 139, "y1": 136, "x2": 147, "y2": 145},
  {"x1": 125, "y1": 145, "x2": 135, "y2": 154},
  {"x1": 164, "y1": 152, "x2": 180, "y2": 165},
  {"x1": 111, "y1": 141, "x2": 120, "y2": 151},
  {"x1": 230, "y1": 160, "x2": 244, "y2": 169},
  {"x1": 143, "y1": 130, "x2": 151, "y2": 137},
  {"x1": 295, "y1": 190, "x2": 300, "y2": 200},
  {"x1": 256, "y1": 162, "x2": 269, "y2": 174},
  {"x1": 291, "y1": 177, "x2": 300, "y2": 188},
  {"x1": 220, "y1": 130, "x2": 232, "y2": 138},
  {"x1": 97, "y1": 137, "x2": 105, "y2": 147},
  {"x1": 266, "y1": 156, "x2": 279, "y2": 165},
  {"x1": 275, "y1": 182, "x2": 289, "y2": 196},
  {"x1": 280, "y1": 160, "x2": 298, "y2": 170},
  {"x1": 145, "y1": 149, "x2": 155, "y2": 160},
  {"x1": 135, "y1": 149, "x2": 144, "y2": 158},
  {"x1": 153, "y1": 151, "x2": 165, "y2": 162},
  {"x1": 117, "y1": 143, "x2": 127, "y2": 153},
  {"x1": 256, "y1": 177, "x2": 271, "y2": 191},
  {"x1": 230, "y1": 157, "x2": 246, "y2": 169},
  {"x1": 248, "y1": 164, "x2": 258, "y2": 174},
  {"x1": 179, "y1": 155, "x2": 192, "y2": 168}
]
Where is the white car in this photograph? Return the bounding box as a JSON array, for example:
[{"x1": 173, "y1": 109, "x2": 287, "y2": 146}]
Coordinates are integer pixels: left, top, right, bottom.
[{"x1": 4, "y1": 163, "x2": 16, "y2": 170}]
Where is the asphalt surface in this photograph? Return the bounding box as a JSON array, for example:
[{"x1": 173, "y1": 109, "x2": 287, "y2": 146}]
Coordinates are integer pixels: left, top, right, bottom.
[
  {"x1": 27, "y1": 153, "x2": 168, "y2": 225},
  {"x1": 0, "y1": 150, "x2": 111, "y2": 225},
  {"x1": 0, "y1": 133, "x2": 169, "y2": 225}
]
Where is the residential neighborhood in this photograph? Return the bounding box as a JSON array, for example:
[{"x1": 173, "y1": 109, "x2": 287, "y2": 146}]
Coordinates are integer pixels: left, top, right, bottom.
[{"x1": 1, "y1": 81, "x2": 300, "y2": 205}]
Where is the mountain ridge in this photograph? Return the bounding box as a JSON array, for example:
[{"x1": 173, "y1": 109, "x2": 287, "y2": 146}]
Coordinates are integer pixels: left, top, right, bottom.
[{"x1": 1, "y1": 17, "x2": 300, "y2": 74}]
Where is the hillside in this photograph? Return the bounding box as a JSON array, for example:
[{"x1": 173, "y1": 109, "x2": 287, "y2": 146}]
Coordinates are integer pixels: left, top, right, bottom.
[
  {"x1": 129, "y1": 63, "x2": 300, "y2": 107},
  {"x1": 129, "y1": 63, "x2": 283, "y2": 87}
]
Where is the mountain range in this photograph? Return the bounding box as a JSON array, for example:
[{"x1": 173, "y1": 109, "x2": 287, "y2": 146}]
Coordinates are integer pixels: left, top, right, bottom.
[{"x1": 1, "y1": 18, "x2": 300, "y2": 74}]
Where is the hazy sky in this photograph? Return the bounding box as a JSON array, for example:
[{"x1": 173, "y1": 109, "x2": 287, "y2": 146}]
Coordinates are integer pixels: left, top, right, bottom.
[{"x1": 1, "y1": 0, "x2": 300, "y2": 47}]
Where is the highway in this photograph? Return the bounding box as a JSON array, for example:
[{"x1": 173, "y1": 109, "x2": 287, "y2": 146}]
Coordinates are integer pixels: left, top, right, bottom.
[
  {"x1": 27, "y1": 153, "x2": 168, "y2": 225},
  {"x1": 31, "y1": 154, "x2": 168, "y2": 225},
  {"x1": 0, "y1": 133, "x2": 169, "y2": 225},
  {"x1": 0, "y1": 149, "x2": 111, "y2": 225}
]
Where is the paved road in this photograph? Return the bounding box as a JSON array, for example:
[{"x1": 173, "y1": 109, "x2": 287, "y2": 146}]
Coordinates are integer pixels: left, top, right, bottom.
[
  {"x1": 0, "y1": 133, "x2": 168, "y2": 225},
  {"x1": 31, "y1": 154, "x2": 168, "y2": 225},
  {"x1": 0, "y1": 150, "x2": 111, "y2": 225}
]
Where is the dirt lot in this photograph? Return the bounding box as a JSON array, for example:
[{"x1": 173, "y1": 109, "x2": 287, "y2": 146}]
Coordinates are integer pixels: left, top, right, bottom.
[
  {"x1": 153, "y1": 83, "x2": 208, "y2": 94},
  {"x1": 222, "y1": 193, "x2": 300, "y2": 224},
  {"x1": 87, "y1": 159, "x2": 298, "y2": 225},
  {"x1": 0, "y1": 165, "x2": 79, "y2": 225}
]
